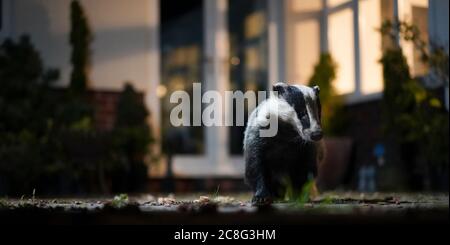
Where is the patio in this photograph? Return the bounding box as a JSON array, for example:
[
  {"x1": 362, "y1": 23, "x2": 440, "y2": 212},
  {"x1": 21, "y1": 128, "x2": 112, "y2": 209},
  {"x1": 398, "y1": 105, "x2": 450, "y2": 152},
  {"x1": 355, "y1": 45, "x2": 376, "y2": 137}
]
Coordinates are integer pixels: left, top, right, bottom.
[{"x1": 1, "y1": 192, "x2": 447, "y2": 224}]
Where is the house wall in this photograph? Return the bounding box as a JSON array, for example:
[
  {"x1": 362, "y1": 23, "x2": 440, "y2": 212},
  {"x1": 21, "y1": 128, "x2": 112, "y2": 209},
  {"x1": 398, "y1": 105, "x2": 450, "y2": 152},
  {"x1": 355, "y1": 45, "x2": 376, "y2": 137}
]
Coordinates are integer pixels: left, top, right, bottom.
[{"x1": 9, "y1": 0, "x2": 160, "y2": 130}]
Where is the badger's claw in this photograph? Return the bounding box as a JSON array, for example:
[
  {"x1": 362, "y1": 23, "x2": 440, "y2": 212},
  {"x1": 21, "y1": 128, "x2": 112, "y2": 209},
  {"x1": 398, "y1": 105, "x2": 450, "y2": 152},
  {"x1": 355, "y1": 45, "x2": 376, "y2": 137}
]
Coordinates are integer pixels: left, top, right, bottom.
[{"x1": 251, "y1": 196, "x2": 273, "y2": 206}]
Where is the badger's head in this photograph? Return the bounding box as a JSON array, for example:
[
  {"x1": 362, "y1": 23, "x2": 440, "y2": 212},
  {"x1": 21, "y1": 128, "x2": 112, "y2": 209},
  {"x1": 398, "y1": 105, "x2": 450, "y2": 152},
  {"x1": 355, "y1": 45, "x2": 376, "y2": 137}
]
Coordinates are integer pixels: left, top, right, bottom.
[{"x1": 272, "y1": 82, "x2": 323, "y2": 141}]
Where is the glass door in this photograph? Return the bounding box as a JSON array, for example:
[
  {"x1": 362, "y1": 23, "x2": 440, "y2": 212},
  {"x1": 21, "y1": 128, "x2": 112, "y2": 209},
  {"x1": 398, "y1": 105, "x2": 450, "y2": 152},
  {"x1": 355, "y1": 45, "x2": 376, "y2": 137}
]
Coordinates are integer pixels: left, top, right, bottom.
[
  {"x1": 228, "y1": 0, "x2": 268, "y2": 155},
  {"x1": 160, "y1": 0, "x2": 204, "y2": 155}
]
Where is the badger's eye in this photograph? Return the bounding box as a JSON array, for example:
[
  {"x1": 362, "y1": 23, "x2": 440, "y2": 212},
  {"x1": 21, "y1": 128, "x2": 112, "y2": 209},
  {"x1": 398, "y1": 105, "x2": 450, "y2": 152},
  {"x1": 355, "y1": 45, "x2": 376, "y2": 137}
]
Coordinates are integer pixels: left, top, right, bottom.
[
  {"x1": 299, "y1": 112, "x2": 311, "y2": 129},
  {"x1": 301, "y1": 114, "x2": 308, "y2": 121}
]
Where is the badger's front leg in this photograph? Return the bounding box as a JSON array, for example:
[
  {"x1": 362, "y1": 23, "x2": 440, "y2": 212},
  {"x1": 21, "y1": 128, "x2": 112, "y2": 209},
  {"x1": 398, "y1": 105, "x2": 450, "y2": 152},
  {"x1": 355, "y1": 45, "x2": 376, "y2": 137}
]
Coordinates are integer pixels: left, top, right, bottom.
[
  {"x1": 252, "y1": 173, "x2": 273, "y2": 206},
  {"x1": 245, "y1": 152, "x2": 273, "y2": 206}
]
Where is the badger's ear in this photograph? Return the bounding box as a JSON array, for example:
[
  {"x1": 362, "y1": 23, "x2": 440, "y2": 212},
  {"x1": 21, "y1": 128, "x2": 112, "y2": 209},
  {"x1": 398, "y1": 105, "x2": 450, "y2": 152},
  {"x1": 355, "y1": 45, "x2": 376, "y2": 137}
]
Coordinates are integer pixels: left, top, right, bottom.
[
  {"x1": 272, "y1": 82, "x2": 287, "y2": 96},
  {"x1": 313, "y1": 85, "x2": 320, "y2": 95}
]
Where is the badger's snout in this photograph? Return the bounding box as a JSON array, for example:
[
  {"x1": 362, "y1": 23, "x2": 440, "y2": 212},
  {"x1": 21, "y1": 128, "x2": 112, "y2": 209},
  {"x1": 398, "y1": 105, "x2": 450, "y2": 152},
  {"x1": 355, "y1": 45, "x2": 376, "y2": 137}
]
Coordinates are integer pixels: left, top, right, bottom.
[
  {"x1": 304, "y1": 128, "x2": 323, "y2": 141},
  {"x1": 310, "y1": 130, "x2": 323, "y2": 141}
]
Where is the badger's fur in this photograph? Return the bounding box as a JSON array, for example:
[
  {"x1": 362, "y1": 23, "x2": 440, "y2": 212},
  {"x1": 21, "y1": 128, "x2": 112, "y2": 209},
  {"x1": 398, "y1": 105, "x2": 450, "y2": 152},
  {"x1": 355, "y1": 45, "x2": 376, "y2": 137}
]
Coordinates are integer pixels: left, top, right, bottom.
[{"x1": 244, "y1": 83, "x2": 323, "y2": 205}]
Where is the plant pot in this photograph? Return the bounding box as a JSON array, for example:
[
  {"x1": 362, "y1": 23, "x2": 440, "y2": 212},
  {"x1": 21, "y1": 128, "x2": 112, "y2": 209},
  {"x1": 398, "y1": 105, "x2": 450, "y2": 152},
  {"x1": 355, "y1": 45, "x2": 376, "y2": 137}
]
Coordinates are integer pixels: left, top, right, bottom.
[{"x1": 316, "y1": 137, "x2": 353, "y2": 190}]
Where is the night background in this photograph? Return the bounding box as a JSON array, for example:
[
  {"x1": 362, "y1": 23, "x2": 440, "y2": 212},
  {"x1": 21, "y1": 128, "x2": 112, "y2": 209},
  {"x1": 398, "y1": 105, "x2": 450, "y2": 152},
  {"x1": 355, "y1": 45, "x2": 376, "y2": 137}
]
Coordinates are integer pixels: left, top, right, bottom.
[{"x1": 0, "y1": 0, "x2": 448, "y2": 225}]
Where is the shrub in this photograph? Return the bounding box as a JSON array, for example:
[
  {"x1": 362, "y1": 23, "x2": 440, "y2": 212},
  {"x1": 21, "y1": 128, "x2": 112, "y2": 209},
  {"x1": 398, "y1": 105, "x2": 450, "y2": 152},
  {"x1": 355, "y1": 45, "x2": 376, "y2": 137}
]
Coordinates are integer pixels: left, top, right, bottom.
[
  {"x1": 111, "y1": 83, "x2": 153, "y2": 192},
  {"x1": 0, "y1": 37, "x2": 153, "y2": 195},
  {"x1": 69, "y1": 0, "x2": 92, "y2": 95},
  {"x1": 0, "y1": 36, "x2": 62, "y2": 194},
  {"x1": 380, "y1": 20, "x2": 449, "y2": 190},
  {"x1": 0, "y1": 1, "x2": 155, "y2": 195},
  {"x1": 308, "y1": 53, "x2": 347, "y2": 136}
]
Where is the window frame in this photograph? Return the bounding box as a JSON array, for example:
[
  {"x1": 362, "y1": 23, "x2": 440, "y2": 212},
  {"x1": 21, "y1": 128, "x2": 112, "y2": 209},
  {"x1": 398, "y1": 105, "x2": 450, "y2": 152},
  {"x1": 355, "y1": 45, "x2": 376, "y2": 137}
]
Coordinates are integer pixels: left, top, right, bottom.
[
  {"x1": 286, "y1": 0, "x2": 386, "y2": 105},
  {"x1": 327, "y1": 0, "x2": 384, "y2": 105},
  {"x1": 336, "y1": 0, "x2": 431, "y2": 105}
]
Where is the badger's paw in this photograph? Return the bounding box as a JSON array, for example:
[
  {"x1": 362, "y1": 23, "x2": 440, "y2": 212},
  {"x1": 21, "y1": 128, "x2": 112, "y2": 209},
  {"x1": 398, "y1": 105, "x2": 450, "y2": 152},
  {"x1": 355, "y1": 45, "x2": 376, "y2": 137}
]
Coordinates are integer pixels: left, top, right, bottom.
[{"x1": 251, "y1": 195, "x2": 273, "y2": 206}]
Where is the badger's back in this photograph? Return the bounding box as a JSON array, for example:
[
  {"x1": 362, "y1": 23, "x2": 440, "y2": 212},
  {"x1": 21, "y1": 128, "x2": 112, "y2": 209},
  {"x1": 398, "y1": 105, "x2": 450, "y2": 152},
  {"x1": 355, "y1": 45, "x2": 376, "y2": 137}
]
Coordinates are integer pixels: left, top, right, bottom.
[{"x1": 244, "y1": 98, "x2": 317, "y2": 190}]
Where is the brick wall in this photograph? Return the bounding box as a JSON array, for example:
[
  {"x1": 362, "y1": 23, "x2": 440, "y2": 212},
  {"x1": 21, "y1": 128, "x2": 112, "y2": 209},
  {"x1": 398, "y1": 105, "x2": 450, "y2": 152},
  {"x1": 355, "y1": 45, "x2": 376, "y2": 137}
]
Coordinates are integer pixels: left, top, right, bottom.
[
  {"x1": 50, "y1": 88, "x2": 144, "y2": 131},
  {"x1": 88, "y1": 90, "x2": 121, "y2": 131},
  {"x1": 88, "y1": 90, "x2": 145, "y2": 131}
]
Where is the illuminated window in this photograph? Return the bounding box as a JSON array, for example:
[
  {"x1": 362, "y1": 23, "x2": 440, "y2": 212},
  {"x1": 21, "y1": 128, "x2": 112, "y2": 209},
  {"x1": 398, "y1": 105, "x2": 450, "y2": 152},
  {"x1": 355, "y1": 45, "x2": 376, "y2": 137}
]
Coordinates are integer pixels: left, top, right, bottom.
[
  {"x1": 328, "y1": 0, "x2": 351, "y2": 8},
  {"x1": 291, "y1": 0, "x2": 322, "y2": 13},
  {"x1": 359, "y1": 0, "x2": 383, "y2": 94},
  {"x1": 329, "y1": 6, "x2": 355, "y2": 95},
  {"x1": 411, "y1": 6, "x2": 429, "y2": 76},
  {"x1": 286, "y1": 0, "x2": 321, "y2": 85},
  {"x1": 397, "y1": 0, "x2": 429, "y2": 77},
  {"x1": 293, "y1": 19, "x2": 321, "y2": 84},
  {"x1": 286, "y1": 0, "x2": 387, "y2": 99}
]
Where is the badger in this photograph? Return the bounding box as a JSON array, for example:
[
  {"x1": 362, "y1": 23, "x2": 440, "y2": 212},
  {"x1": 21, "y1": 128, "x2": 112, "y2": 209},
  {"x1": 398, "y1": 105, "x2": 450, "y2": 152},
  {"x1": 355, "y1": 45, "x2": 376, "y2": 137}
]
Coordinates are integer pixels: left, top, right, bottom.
[{"x1": 243, "y1": 82, "x2": 323, "y2": 205}]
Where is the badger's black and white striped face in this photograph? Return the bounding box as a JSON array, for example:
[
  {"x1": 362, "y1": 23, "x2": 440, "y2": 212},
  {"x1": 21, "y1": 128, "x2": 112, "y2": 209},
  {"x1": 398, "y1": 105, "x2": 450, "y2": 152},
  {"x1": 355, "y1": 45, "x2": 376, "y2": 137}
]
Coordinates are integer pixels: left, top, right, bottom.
[{"x1": 273, "y1": 83, "x2": 323, "y2": 141}]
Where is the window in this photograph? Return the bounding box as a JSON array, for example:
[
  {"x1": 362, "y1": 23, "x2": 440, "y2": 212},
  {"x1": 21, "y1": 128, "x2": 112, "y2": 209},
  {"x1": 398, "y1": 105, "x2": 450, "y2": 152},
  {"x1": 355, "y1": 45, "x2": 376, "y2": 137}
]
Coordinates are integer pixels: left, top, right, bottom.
[
  {"x1": 228, "y1": 0, "x2": 268, "y2": 155},
  {"x1": 286, "y1": 0, "x2": 385, "y2": 102},
  {"x1": 359, "y1": 0, "x2": 383, "y2": 94},
  {"x1": 397, "y1": 0, "x2": 429, "y2": 77},
  {"x1": 329, "y1": 0, "x2": 351, "y2": 8},
  {"x1": 329, "y1": 5, "x2": 355, "y2": 95},
  {"x1": 328, "y1": 0, "x2": 383, "y2": 96},
  {"x1": 286, "y1": 0, "x2": 321, "y2": 84},
  {"x1": 160, "y1": 0, "x2": 204, "y2": 154},
  {"x1": 412, "y1": 6, "x2": 429, "y2": 76}
]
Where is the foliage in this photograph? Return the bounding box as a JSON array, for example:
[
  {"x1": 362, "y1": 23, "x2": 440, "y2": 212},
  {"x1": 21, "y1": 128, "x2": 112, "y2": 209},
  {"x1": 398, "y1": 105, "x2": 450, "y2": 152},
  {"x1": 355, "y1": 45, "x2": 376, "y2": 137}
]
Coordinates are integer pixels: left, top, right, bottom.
[
  {"x1": 283, "y1": 178, "x2": 318, "y2": 206},
  {"x1": 380, "y1": 49, "x2": 413, "y2": 134},
  {"x1": 111, "y1": 194, "x2": 129, "y2": 209},
  {"x1": 0, "y1": 36, "x2": 153, "y2": 195},
  {"x1": 380, "y1": 20, "x2": 449, "y2": 85},
  {"x1": 113, "y1": 83, "x2": 152, "y2": 160},
  {"x1": 379, "y1": 21, "x2": 449, "y2": 172},
  {"x1": 297, "y1": 180, "x2": 317, "y2": 205},
  {"x1": 65, "y1": 0, "x2": 94, "y2": 132},
  {"x1": 0, "y1": 36, "x2": 59, "y2": 135},
  {"x1": 308, "y1": 53, "x2": 347, "y2": 136},
  {"x1": 111, "y1": 83, "x2": 153, "y2": 192},
  {"x1": 69, "y1": 0, "x2": 92, "y2": 95},
  {"x1": 56, "y1": 97, "x2": 94, "y2": 131},
  {"x1": 0, "y1": 36, "x2": 62, "y2": 194}
]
